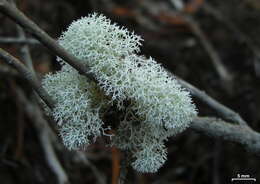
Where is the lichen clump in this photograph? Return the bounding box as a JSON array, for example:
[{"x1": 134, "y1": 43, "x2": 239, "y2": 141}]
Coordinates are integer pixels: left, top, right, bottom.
[{"x1": 42, "y1": 13, "x2": 197, "y2": 173}]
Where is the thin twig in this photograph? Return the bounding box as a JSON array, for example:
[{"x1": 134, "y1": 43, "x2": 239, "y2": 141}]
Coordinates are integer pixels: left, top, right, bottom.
[
  {"x1": 202, "y1": 3, "x2": 260, "y2": 78},
  {"x1": 119, "y1": 152, "x2": 130, "y2": 184},
  {"x1": 202, "y1": 3, "x2": 259, "y2": 52},
  {"x1": 10, "y1": 81, "x2": 25, "y2": 159},
  {"x1": 176, "y1": 76, "x2": 248, "y2": 126},
  {"x1": 11, "y1": 1, "x2": 69, "y2": 180},
  {"x1": 142, "y1": 0, "x2": 233, "y2": 86},
  {"x1": 182, "y1": 15, "x2": 233, "y2": 85},
  {"x1": 16, "y1": 88, "x2": 69, "y2": 184},
  {"x1": 0, "y1": 64, "x2": 18, "y2": 76},
  {"x1": 191, "y1": 117, "x2": 260, "y2": 155},
  {"x1": 0, "y1": 47, "x2": 55, "y2": 108},
  {"x1": 0, "y1": 0, "x2": 95, "y2": 81},
  {"x1": 119, "y1": 162, "x2": 128, "y2": 184},
  {"x1": 72, "y1": 151, "x2": 106, "y2": 184},
  {"x1": 0, "y1": 37, "x2": 39, "y2": 45},
  {"x1": 16, "y1": 27, "x2": 34, "y2": 72}
]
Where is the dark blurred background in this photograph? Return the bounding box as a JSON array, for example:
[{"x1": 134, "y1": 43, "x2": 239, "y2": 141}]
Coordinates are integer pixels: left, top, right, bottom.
[{"x1": 0, "y1": 0, "x2": 260, "y2": 183}]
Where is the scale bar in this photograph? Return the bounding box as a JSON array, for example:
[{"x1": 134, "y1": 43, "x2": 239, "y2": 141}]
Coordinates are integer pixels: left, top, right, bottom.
[{"x1": 231, "y1": 178, "x2": 256, "y2": 181}]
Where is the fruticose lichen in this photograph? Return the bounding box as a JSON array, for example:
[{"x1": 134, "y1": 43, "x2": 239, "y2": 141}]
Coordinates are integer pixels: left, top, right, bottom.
[{"x1": 42, "y1": 13, "x2": 197, "y2": 173}]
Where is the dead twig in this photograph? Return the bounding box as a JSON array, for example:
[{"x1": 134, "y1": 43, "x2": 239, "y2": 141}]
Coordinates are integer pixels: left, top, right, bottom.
[
  {"x1": 0, "y1": 0, "x2": 95, "y2": 81},
  {"x1": 176, "y1": 76, "x2": 248, "y2": 126},
  {"x1": 0, "y1": 37, "x2": 39, "y2": 45},
  {"x1": 140, "y1": 0, "x2": 233, "y2": 85},
  {"x1": 15, "y1": 88, "x2": 69, "y2": 184},
  {"x1": 183, "y1": 15, "x2": 233, "y2": 85},
  {"x1": 72, "y1": 151, "x2": 106, "y2": 184},
  {"x1": 202, "y1": 3, "x2": 260, "y2": 78},
  {"x1": 119, "y1": 151, "x2": 130, "y2": 184},
  {"x1": 10, "y1": 1, "x2": 69, "y2": 181},
  {"x1": 191, "y1": 117, "x2": 260, "y2": 155},
  {"x1": 0, "y1": 47, "x2": 55, "y2": 108},
  {"x1": 9, "y1": 81, "x2": 25, "y2": 159},
  {"x1": 0, "y1": 64, "x2": 18, "y2": 76}
]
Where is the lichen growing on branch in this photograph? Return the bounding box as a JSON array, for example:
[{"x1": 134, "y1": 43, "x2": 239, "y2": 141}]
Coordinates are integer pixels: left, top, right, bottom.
[{"x1": 42, "y1": 13, "x2": 197, "y2": 173}]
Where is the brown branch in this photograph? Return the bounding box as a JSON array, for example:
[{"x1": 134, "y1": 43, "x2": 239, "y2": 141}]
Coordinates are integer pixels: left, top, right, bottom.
[
  {"x1": 0, "y1": 0, "x2": 95, "y2": 81},
  {"x1": 0, "y1": 47, "x2": 55, "y2": 109}
]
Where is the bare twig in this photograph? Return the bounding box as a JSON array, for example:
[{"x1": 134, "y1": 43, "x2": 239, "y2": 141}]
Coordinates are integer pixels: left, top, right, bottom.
[
  {"x1": 183, "y1": 15, "x2": 233, "y2": 85},
  {"x1": 11, "y1": 3, "x2": 69, "y2": 180},
  {"x1": 72, "y1": 152, "x2": 106, "y2": 184},
  {"x1": 202, "y1": 3, "x2": 260, "y2": 78},
  {"x1": 10, "y1": 81, "x2": 25, "y2": 159},
  {"x1": 0, "y1": 64, "x2": 18, "y2": 76},
  {"x1": 191, "y1": 117, "x2": 260, "y2": 155},
  {"x1": 141, "y1": 0, "x2": 233, "y2": 85},
  {"x1": 16, "y1": 88, "x2": 69, "y2": 184},
  {"x1": 176, "y1": 76, "x2": 248, "y2": 126},
  {"x1": 119, "y1": 152, "x2": 130, "y2": 184},
  {"x1": 0, "y1": 37, "x2": 39, "y2": 45},
  {"x1": 0, "y1": 0, "x2": 95, "y2": 81},
  {"x1": 0, "y1": 47, "x2": 55, "y2": 108},
  {"x1": 16, "y1": 27, "x2": 34, "y2": 72},
  {"x1": 202, "y1": 3, "x2": 257, "y2": 50},
  {"x1": 119, "y1": 161, "x2": 128, "y2": 184},
  {"x1": 39, "y1": 125, "x2": 69, "y2": 184},
  {"x1": 9, "y1": 1, "x2": 69, "y2": 181},
  {"x1": 169, "y1": 1, "x2": 233, "y2": 84}
]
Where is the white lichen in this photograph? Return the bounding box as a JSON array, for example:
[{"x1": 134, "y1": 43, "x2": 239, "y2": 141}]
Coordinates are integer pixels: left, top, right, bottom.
[
  {"x1": 112, "y1": 115, "x2": 170, "y2": 173},
  {"x1": 42, "y1": 70, "x2": 107, "y2": 150},
  {"x1": 58, "y1": 14, "x2": 197, "y2": 130},
  {"x1": 131, "y1": 144, "x2": 167, "y2": 173},
  {"x1": 43, "y1": 13, "x2": 198, "y2": 172}
]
